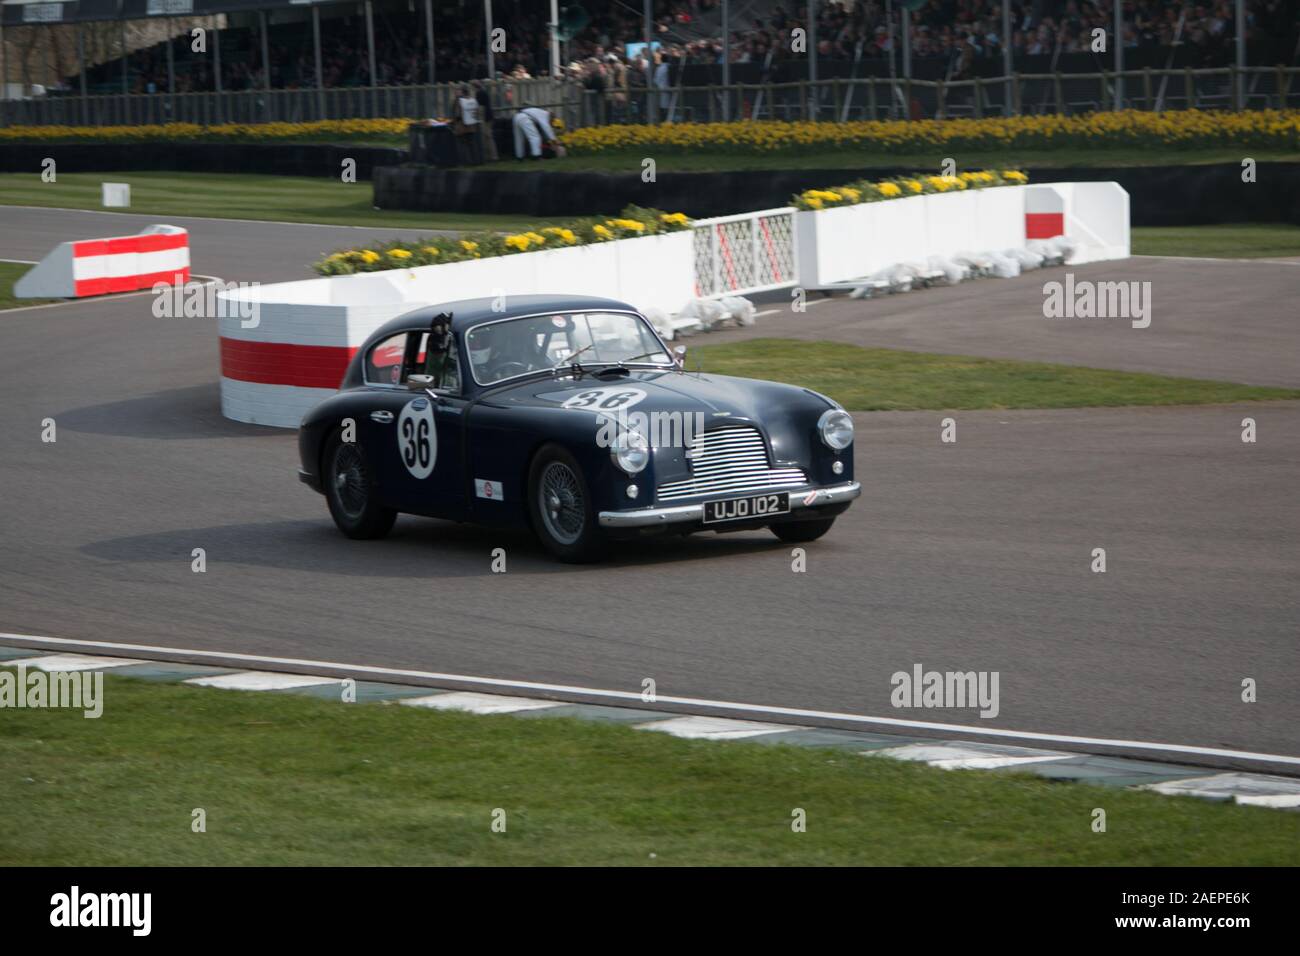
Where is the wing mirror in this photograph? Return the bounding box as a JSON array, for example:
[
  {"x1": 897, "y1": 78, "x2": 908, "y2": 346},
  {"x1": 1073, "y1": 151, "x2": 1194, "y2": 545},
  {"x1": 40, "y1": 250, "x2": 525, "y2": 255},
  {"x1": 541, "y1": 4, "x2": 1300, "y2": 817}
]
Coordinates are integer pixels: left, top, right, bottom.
[
  {"x1": 407, "y1": 374, "x2": 435, "y2": 389},
  {"x1": 673, "y1": 345, "x2": 687, "y2": 368}
]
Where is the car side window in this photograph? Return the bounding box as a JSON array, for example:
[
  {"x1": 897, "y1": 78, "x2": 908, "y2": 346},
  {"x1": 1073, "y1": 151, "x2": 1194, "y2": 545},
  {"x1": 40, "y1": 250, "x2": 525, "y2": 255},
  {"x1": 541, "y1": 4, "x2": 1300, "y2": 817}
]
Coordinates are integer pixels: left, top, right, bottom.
[
  {"x1": 365, "y1": 332, "x2": 410, "y2": 386},
  {"x1": 418, "y1": 334, "x2": 462, "y2": 393}
]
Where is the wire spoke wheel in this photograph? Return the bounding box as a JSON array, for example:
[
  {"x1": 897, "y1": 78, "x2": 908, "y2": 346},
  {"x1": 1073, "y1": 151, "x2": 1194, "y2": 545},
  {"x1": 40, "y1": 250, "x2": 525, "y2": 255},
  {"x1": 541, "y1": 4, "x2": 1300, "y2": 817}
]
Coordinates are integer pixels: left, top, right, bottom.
[
  {"x1": 539, "y1": 460, "x2": 585, "y2": 545},
  {"x1": 331, "y1": 443, "x2": 369, "y2": 520}
]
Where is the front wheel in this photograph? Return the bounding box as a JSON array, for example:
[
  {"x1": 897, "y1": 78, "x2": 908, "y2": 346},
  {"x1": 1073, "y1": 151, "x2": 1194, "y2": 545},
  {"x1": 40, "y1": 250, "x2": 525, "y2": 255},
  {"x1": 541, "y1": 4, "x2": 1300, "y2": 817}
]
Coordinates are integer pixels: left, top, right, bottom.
[
  {"x1": 323, "y1": 430, "x2": 397, "y2": 540},
  {"x1": 770, "y1": 517, "x2": 836, "y2": 543},
  {"x1": 527, "y1": 444, "x2": 608, "y2": 562}
]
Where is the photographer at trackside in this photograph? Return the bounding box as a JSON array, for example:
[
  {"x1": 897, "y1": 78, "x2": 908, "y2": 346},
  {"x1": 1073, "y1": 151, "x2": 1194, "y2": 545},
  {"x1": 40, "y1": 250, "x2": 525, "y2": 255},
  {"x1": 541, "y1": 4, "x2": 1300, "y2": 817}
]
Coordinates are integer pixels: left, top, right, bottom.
[
  {"x1": 511, "y1": 105, "x2": 565, "y2": 161},
  {"x1": 454, "y1": 84, "x2": 483, "y2": 165}
]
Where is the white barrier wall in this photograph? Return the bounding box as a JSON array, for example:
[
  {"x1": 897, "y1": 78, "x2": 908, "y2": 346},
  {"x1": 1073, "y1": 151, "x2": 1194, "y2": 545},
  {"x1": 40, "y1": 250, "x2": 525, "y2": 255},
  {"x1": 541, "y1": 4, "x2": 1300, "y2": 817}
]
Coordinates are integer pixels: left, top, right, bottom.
[
  {"x1": 794, "y1": 181, "x2": 1130, "y2": 286},
  {"x1": 796, "y1": 186, "x2": 1028, "y2": 286},
  {"x1": 219, "y1": 231, "x2": 693, "y2": 428},
  {"x1": 1056, "y1": 182, "x2": 1131, "y2": 262}
]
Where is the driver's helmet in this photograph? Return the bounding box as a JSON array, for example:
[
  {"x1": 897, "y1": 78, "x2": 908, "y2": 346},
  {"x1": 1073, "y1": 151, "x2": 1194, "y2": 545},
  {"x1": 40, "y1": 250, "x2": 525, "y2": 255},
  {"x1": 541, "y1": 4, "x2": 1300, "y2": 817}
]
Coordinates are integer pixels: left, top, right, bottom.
[{"x1": 466, "y1": 323, "x2": 497, "y2": 370}]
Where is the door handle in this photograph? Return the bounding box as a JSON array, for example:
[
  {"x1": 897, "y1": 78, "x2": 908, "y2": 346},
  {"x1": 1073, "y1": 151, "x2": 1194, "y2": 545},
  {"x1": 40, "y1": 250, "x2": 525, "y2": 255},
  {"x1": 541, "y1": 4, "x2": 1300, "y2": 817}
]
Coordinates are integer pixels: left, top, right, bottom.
[{"x1": 370, "y1": 410, "x2": 394, "y2": 424}]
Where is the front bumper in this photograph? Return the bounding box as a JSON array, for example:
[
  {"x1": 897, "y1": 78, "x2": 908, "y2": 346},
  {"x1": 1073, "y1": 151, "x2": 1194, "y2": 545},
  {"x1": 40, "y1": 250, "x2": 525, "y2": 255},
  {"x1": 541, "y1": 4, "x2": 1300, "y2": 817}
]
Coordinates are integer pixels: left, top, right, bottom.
[
  {"x1": 598, "y1": 481, "x2": 861, "y2": 529},
  {"x1": 298, "y1": 468, "x2": 323, "y2": 493}
]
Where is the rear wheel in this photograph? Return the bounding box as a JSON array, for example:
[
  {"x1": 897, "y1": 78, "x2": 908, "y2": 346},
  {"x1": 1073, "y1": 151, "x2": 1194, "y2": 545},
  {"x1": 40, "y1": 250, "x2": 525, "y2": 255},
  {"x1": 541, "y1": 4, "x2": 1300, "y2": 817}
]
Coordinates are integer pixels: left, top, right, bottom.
[
  {"x1": 770, "y1": 517, "x2": 836, "y2": 543},
  {"x1": 527, "y1": 444, "x2": 608, "y2": 562},
  {"x1": 323, "y1": 430, "x2": 397, "y2": 540}
]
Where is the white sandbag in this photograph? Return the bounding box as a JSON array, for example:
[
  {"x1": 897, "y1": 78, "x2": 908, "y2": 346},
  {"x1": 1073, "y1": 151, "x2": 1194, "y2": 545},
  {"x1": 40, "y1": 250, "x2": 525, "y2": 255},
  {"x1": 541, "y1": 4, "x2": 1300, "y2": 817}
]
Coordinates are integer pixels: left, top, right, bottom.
[
  {"x1": 1054, "y1": 234, "x2": 1079, "y2": 262},
  {"x1": 1006, "y1": 247, "x2": 1045, "y2": 270},
  {"x1": 926, "y1": 255, "x2": 969, "y2": 285},
  {"x1": 718, "y1": 295, "x2": 757, "y2": 327},
  {"x1": 642, "y1": 306, "x2": 674, "y2": 341},
  {"x1": 987, "y1": 251, "x2": 1021, "y2": 278},
  {"x1": 953, "y1": 250, "x2": 994, "y2": 277},
  {"x1": 1026, "y1": 239, "x2": 1065, "y2": 266},
  {"x1": 870, "y1": 264, "x2": 915, "y2": 293}
]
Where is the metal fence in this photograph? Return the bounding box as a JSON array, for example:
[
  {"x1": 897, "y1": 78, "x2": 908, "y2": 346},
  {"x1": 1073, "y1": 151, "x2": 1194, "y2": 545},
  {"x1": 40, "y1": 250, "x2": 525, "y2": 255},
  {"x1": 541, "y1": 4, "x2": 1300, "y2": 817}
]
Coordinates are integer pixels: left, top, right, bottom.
[
  {"x1": 635, "y1": 66, "x2": 1300, "y2": 124},
  {"x1": 0, "y1": 77, "x2": 573, "y2": 127},
  {"x1": 4, "y1": 67, "x2": 1298, "y2": 128},
  {"x1": 692, "y1": 208, "x2": 797, "y2": 299}
]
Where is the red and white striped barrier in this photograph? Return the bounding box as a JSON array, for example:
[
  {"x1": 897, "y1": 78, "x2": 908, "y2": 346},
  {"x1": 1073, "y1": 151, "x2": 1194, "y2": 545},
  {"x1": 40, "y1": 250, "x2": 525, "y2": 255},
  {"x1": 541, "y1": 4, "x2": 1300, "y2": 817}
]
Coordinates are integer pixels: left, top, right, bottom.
[
  {"x1": 218, "y1": 232, "x2": 695, "y2": 427},
  {"x1": 1025, "y1": 186, "x2": 1066, "y2": 240},
  {"x1": 14, "y1": 224, "x2": 190, "y2": 299}
]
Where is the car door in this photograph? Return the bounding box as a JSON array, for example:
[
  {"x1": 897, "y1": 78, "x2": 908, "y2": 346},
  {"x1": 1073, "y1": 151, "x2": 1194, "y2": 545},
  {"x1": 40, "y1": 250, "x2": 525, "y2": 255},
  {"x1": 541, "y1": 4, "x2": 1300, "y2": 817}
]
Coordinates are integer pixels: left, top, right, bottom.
[{"x1": 358, "y1": 329, "x2": 466, "y2": 518}]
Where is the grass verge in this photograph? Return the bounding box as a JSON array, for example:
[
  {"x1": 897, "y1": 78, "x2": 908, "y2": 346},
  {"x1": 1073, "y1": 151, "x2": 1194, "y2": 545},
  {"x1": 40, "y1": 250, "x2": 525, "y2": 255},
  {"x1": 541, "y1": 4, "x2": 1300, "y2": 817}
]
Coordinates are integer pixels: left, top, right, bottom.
[
  {"x1": 0, "y1": 261, "x2": 55, "y2": 310},
  {"x1": 694, "y1": 339, "x2": 1300, "y2": 411},
  {"x1": 0, "y1": 172, "x2": 556, "y2": 233},
  {"x1": 1131, "y1": 223, "x2": 1300, "y2": 259},
  {"x1": 1, "y1": 673, "x2": 1296, "y2": 866}
]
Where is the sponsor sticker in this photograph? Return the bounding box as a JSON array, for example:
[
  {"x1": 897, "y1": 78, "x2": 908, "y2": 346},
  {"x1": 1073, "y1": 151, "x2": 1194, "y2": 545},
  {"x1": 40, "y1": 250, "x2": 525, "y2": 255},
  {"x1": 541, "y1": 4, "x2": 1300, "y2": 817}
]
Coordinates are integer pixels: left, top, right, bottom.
[{"x1": 475, "y1": 479, "x2": 503, "y2": 500}]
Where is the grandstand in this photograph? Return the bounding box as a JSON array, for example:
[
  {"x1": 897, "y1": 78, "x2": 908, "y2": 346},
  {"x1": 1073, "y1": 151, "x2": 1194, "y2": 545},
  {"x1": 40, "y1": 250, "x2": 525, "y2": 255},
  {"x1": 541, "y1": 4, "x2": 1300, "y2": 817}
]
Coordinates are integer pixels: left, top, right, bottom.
[{"x1": 1, "y1": 0, "x2": 1297, "y2": 125}]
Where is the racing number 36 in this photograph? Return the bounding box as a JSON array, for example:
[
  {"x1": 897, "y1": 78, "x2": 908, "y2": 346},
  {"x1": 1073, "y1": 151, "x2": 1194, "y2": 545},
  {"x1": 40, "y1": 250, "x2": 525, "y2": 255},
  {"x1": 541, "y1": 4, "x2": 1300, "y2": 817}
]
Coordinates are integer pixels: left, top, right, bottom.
[
  {"x1": 396, "y1": 398, "x2": 438, "y2": 479},
  {"x1": 402, "y1": 416, "x2": 431, "y2": 469},
  {"x1": 561, "y1": 387, "x2": 647, "y2": 411}
]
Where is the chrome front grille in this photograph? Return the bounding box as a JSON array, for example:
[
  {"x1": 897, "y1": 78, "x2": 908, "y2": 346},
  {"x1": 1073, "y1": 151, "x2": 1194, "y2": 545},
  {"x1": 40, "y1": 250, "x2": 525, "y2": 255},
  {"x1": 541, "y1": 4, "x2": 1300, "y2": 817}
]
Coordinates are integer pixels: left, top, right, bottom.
[{"x1": 656, "y1": 425, "x2": 807, "y2": 502}]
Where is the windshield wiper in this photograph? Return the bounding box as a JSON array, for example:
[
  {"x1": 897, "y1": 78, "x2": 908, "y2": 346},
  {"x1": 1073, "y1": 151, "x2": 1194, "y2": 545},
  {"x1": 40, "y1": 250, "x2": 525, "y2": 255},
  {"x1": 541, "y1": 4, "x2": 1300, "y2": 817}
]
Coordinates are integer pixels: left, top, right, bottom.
[
  {"x1": 552, "y1": 342, "x2": 596, "y2": 371},
  {"x1": 617, "y1": 350, "x2": 672, "y2": 365}
]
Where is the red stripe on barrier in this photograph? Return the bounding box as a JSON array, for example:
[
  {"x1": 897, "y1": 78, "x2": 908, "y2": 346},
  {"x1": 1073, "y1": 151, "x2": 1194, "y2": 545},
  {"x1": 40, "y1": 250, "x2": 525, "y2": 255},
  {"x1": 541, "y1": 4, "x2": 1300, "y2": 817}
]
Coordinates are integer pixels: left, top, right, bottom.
[
  {"x1": 73, "y1": 278, "x2": 111, "y2": 297},
  {"x1": 1025, "y1": 213, "x2": 1065, "y2": 239},
  {"x1": 220, "y1": 338, "x2": 357, "y2": 390},
  {"x1": 73, "y1": 268, "x2": 189, "y2": 298},
  {"x1": 758, "y1": 217, "x2": 781, "y2": 283},
  {"x1": 134, "y1": 233, "x2": 189, "y2": 253},
  {"x1": 72, "y1": 233, "x2": 188, "y2": 256},
  {"x1": 717, "y1": 224, "x2": 738, "y2": 290}
]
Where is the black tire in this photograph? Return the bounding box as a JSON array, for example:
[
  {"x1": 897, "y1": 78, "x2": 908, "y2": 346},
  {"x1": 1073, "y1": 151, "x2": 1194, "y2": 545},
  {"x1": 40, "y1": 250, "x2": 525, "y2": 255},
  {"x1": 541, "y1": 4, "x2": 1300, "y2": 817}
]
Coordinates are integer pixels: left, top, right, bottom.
[
  {"x1": 527, "y1": 443, "x2": 609, "y2": 562},
  {"x1": 323, "y1": 429, "x2": 397, "y2": 540},
  {"x1": 770, "y1": 517, "x2": 836, "y2": 543}
]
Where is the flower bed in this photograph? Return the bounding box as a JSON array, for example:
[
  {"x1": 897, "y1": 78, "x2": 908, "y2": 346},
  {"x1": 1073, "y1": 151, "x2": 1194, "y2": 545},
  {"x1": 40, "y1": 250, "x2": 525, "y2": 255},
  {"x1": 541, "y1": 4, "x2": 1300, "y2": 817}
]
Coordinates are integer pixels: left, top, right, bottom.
[
  {"x1": 312, "y1": 205, "x2": 691, "y2": 275},
  {"x1": 792, "y1": 168, "x2": 1026, "y2": 210},
  {"x1": 0, "y1": 118, "x2": 410, "y2": 145},
  {"x1": 560, "y1": 110, "x2": 1300, "y2": 156}
]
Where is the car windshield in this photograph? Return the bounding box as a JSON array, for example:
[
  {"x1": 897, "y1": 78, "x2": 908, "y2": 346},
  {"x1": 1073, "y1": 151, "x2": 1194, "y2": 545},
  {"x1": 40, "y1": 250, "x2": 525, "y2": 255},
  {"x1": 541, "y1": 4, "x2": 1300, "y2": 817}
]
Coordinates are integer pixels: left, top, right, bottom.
[{"x1": 465, "y1": 311, "x2": 671, "y2": 386}]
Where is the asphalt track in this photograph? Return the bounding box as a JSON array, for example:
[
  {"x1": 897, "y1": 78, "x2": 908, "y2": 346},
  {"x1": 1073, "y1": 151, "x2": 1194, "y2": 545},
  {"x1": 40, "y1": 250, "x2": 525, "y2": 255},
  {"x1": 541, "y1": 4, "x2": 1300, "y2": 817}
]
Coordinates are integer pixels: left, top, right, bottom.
[
  {"x1": 1, "y1": 206, "x2": 1297, "y2": 774},
  {"x1": 0, "y1": 206, "x2": 453, "y2": 282}
]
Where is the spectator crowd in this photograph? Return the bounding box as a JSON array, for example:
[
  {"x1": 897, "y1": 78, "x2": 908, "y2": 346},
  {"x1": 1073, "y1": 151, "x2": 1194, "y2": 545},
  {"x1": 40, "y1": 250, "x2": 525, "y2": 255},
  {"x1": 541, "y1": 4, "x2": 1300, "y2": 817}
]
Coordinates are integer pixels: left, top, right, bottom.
[{"x1": 80, "y1": 0, "x2": 1299, "y2": 96}]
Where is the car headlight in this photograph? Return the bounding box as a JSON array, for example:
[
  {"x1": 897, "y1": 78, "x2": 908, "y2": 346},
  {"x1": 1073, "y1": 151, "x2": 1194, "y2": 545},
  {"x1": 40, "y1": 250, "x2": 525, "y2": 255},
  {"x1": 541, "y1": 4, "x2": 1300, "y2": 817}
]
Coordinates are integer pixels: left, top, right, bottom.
[
  {"x1": 818, "y1": 409, "x2": 854, "y2": 450},
  {"x1": 612, "y1": 430, "x2": 650, "y2": 474}
]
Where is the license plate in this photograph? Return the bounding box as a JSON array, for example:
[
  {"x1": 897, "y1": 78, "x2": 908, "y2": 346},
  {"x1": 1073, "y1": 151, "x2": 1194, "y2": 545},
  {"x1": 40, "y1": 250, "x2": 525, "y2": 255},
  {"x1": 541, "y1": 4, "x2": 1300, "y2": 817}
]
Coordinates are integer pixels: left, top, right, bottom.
[{"x1": 702, "y1": 491, "x2": 790, "y2": 524}]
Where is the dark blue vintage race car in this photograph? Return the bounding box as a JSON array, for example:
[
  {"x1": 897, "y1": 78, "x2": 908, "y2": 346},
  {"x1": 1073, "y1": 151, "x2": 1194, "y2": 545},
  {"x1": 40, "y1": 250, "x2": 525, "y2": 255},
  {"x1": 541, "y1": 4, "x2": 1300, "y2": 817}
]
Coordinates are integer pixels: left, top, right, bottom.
[{"x1": 298, "y1": 294, "x2": 860, "y2": 561}]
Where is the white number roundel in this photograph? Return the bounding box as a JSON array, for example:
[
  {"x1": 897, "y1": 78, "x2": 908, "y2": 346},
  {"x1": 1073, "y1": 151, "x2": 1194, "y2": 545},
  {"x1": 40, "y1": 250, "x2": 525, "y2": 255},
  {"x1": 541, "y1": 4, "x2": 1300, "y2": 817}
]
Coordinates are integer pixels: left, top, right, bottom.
[
  {"x1": 560, "y1": 387, "x2": 647, "y2": 412},
  {"x1": 397, "y1": 398, "x2": 437, "y2": 478}
]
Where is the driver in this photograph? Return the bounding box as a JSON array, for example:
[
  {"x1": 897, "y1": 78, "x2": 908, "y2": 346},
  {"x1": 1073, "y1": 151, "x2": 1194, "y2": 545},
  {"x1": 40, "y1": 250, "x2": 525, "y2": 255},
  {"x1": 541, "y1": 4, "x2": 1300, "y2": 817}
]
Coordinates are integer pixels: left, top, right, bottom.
[
  {"x1": 466, "y1": 324, "x2": 498, "y2": 379},
  {"x1": 470, "y1": 319, "x2": 558, "y2": 381}
]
